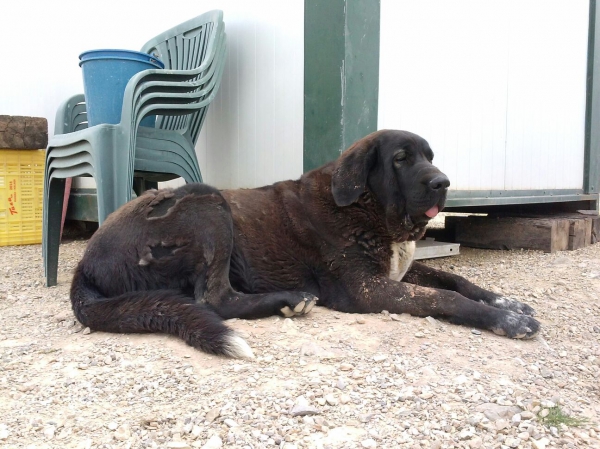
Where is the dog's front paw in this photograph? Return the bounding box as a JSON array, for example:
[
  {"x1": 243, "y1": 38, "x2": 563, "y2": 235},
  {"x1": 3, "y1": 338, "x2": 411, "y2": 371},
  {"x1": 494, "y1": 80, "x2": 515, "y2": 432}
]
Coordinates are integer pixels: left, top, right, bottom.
[
  {"x1": 491, "y1": 311, "x2": 540, "y2": 339},
  {"x1": 490, "y1": 296, "x2": 536, "y2": 316},
  {"x1": 279, "y1": 293, "x2": 318, "y2": 318}
]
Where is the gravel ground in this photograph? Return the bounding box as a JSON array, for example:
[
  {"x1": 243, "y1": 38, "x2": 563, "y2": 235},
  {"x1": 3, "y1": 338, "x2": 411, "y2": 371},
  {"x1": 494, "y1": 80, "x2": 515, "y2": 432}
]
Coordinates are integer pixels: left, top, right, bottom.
[{"x1": 1, "y1": 234, "x2": 599, "y2": 449}]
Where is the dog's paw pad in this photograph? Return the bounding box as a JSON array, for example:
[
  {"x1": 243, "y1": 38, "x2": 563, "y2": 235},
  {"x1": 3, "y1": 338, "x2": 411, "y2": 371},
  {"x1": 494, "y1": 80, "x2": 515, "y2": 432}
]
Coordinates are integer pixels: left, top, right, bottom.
[
  {"x1": 492, "y1": 312, "x2": 540, "y2": 339},
  {"x1": 492, "y1": 296, "x2": 536, "y2": 317},
  {"x1": 280, "y1": 306, "x2": 295, "y2": 318},
  {"x1": 294, "y1": 302, "x2": 306, "y2": 313},
  {"x1": 304, "y1": 298, "x2": 316, "y2": 314},
  {"x1": 279, "y1": 294, "x2": 318, "y2": 317}
]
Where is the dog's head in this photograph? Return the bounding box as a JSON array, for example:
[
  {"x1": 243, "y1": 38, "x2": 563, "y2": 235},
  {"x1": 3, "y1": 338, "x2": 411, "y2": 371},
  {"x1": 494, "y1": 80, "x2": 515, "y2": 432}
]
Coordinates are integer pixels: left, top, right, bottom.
[{"x1": 331, "y1": 130, "x2": 449, "y2": 238}]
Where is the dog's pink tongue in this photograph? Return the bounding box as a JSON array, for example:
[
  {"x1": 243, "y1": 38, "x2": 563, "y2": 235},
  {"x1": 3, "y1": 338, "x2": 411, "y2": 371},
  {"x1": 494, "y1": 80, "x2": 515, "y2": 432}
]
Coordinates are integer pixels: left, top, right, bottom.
[{"x1": 425, "y1": 205, "x2": 439, "y2": 218}]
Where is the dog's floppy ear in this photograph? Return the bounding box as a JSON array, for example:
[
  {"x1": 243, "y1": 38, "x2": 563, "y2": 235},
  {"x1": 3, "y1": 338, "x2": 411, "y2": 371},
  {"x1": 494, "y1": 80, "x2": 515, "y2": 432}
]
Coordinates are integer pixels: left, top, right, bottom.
[{"x1": 331, "y1": 136, "x2": 378, "y2": 206}]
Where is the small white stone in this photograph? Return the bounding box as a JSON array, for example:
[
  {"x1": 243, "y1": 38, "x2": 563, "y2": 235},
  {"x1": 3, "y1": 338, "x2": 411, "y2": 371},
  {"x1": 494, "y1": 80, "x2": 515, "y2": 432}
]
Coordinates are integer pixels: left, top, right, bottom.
[
  {"x1": 495, "y1": 419, "x2": 509, "y2": 431},
  {"x1": 167, "y1": 443, "x2": 191, "y2": 449},
  {"x1": 43, "y1": 426, "x2": 55, "y2": 439},
  {"x1": 361, "y1": 438, "x2": 377, "y2": 448},
  {"x1": 454, "y1": 375, "x2": 468, "y2": 384},
  {"x1": 224, "y1": 419, "x2": 238, "y2": 428},
  {"x1": 505, "y1": 437, "x2": 521, "y2": 448},
  {"x1": 425, "y1": 316, "x2": 440, "y2": 327},
  {"x1": 205, "y1": 408, "x2": 220, "y2": 423},
  {"x1": 459, "y1": 429, "x2": 473, "y2": 440},
  {"x1": 325, "y1": 394, "x2": 338, "y2": 406},
  {"x1": 201, "y1": 435, "x2": 223, "y2": 449},
  {"x1": 114, "y1": 425, "x2": 131, "y2": 441},
  {"x1": 531, "y1": 438, "x2": 549, "y2": 449},
  {"x1": 468, "y1": 437, "x2": 483, "y2": 448},
  {"x1": 518, "y1": 431, "x2": 530, "y2": 441}
]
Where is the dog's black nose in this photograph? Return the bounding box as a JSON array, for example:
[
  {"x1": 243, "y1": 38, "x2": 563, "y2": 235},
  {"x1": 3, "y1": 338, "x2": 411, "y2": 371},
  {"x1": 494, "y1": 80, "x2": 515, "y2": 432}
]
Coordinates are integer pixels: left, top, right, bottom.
[{"x1": 428, "y1": 174, "x2": 450, "y2": 191}]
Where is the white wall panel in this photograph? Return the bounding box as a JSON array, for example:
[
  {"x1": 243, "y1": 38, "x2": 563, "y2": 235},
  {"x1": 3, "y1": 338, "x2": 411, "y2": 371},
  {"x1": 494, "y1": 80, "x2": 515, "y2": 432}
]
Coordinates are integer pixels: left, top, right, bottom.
[
  {"x1": 504, "y1": 1, "x2": 589, "y2": 190},
  {"x1": 195, "y1": 4, "x2": 304, "y2": 188},
  {"x1": 0, "y1": 0, "x2": 304, "y2": 190},
  {"x1": 379, "y1": 0, "x2": 589, "y2": 192}
]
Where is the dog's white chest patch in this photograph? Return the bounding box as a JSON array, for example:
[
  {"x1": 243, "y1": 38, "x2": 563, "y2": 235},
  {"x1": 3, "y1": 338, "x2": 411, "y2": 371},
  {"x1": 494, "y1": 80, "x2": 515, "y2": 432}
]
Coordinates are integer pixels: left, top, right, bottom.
[{"x1": 388, "y1": 241, "x2": 416, "y2": 281}]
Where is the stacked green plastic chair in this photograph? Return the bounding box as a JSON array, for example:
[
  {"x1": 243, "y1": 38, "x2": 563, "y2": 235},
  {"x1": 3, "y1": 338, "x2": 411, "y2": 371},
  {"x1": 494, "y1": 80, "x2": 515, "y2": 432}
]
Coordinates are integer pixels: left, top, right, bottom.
[{"x1": 43, "y1": 10, "x2": 227, "y2": 286}]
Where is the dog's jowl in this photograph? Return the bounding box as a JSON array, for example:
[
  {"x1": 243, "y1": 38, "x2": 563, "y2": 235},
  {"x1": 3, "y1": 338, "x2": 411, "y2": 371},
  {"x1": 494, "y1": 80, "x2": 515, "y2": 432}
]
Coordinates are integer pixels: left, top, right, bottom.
[{"x1": 70, "y1": 130, "x2": 540, "y2": 357}]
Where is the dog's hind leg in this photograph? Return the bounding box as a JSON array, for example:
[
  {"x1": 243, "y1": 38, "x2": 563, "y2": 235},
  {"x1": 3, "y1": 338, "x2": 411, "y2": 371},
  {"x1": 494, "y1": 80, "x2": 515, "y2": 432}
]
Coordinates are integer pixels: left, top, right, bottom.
[
  {"x1": 176, "y1": 189, "x2": 319, "y2": 320},
  {"x1": 402, "y1": 262, "x2": 536, "y2": 316},
  {"x1": 198, "y1": 262, "x2": 317, "y2": 319}
]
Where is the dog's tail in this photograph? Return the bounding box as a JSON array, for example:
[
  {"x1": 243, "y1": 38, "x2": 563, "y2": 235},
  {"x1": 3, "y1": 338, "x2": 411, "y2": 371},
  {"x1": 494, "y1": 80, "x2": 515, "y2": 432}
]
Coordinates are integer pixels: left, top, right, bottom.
[{"x1": 69, "y1": 267, "x2": 254, "y2": 359}]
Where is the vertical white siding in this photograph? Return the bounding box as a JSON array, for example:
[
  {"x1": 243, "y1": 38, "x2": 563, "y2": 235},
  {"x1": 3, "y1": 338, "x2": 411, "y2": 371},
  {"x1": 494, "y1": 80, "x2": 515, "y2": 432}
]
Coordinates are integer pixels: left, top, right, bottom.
[
  {"x1": 379, "y1": 0, "x2": 589, "y2": 192},
  {"x1": 504, "y1": 1, "x2": 589, "y2": 190},
  {"x1": 196, "y1": 4, "x2": 304, "y2": 188},
  {"x1": 0, "y1": 0, "x2": 304, "y2": 190}
]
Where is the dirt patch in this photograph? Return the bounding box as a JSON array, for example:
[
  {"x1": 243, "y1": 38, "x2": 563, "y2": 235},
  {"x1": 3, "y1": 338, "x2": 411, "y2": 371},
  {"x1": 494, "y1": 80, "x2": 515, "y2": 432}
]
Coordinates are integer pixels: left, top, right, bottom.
[{"x1": 0, "y1": 240, "x2": 599, "y2": 448}]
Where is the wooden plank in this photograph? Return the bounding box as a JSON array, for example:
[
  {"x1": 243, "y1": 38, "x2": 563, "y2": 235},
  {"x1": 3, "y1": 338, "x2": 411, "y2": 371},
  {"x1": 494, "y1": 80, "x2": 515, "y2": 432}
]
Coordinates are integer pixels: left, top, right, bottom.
[
  {"x1": 567, "y1": 217, "x2": 592, "y2": 250},
  {"x1": 489, "y1": 212, "x2": 595, "y2": 248},
  {"x1": 447, "y1": 216, "x2": 570, "y2": 253},
  {"x1": 576, "y1": 210, "x2": 600, "y2": 244},
  {"x1": 0, "y1": 115, "x2": 48, "y2": 149},
  {"x1": 592, "y1": 217, "x2": 600, "y2": 244}
]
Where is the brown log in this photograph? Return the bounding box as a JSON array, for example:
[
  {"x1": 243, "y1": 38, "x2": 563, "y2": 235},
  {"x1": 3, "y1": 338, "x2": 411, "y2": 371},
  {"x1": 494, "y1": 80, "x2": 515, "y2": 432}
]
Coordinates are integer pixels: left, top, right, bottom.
[
  {"x1": 446, "y1": 216, "x2": 570, "y2": 253},
  {"x1": 567, "y1": 218, "x2": 590, "y2": 250},
  {"x1": 0, "y1": 115, "x2": 48, "y2": 149},
  {"x1": 592, "y1": 217, "x2": 600, "y2": 244},
  {"x1": 488, "y1": 212, "x2": 595, "y2": 249}
]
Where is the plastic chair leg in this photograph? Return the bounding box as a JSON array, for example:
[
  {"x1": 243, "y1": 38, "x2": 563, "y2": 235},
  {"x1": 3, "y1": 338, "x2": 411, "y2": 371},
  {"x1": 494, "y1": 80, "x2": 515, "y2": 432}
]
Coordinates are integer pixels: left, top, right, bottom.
[
  {"x1": 133, "y1": 178, "x2": 159, "y2": 197},
  {"x1": 145, "y1": 180, "x2": 158, "y2": 190},
  {"x1": 44, "y1": 177, "x2": 66, "y2": 287},
  {"x1": 132, "y1": 177, "x2": 145, "y2": 197},
  {"x1": 95, "y1": 155, "x2": 131, "y2": 224}
]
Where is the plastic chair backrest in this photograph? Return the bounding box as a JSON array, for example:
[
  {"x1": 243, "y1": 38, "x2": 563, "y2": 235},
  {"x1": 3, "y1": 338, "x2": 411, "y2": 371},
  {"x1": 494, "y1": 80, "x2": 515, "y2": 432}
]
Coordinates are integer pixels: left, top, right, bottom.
[
  {"x1": 54, "y1": 94, "x2": 89, "y2": 135},
  {"x1": 141, "y1": 10, "x2": 224, "y2": 145}
]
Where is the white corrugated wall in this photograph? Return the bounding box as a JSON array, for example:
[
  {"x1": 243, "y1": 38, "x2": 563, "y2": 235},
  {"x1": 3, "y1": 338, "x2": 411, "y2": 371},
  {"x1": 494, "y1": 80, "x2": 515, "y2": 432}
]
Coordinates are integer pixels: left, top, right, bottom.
[{"x1": 378, "y1": 0, "x2": 590, "y2": 191}]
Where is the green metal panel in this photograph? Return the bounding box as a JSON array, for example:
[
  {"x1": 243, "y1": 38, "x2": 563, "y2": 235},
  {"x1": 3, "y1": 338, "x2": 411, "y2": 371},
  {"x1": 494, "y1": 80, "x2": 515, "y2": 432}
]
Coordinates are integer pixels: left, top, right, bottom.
[
  {"x1": 585, "y1": 0, "x2": 600, "y2": 194},
  {"x1": 342, "y1": 0, "x2": 380, "y2": 151},
  {"x1": 304, "y1": 0, "x2": 345, "y2": 171},
  {"x1": 304, "y1": 0, "x2": 380, "y2": 172},
  {"x1": 446, "y1": 189, "x2": 598, "y2": 208}
]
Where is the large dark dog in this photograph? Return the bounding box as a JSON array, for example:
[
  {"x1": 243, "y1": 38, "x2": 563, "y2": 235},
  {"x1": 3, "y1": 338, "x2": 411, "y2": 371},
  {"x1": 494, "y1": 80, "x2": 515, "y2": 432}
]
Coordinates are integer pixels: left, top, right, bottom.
[{"x1": 71, "y1": 130, "x2": 539, "y2": 358}]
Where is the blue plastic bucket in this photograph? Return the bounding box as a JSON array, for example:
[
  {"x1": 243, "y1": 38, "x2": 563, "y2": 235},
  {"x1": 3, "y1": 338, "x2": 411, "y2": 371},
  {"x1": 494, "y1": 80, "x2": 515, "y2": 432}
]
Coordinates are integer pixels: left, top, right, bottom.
[{"x1": 79, "y1": 49, "x2": 164, "y2": 127}]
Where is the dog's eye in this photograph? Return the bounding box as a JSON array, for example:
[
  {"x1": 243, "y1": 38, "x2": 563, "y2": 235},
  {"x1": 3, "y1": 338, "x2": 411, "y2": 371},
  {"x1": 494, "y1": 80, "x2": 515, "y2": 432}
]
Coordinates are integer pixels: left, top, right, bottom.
[{"x1": 394, "y1": 150, "x2": 407, "y2": 164}]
